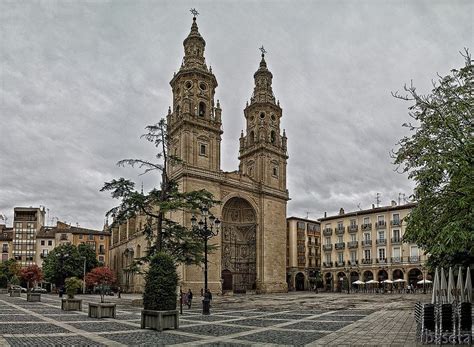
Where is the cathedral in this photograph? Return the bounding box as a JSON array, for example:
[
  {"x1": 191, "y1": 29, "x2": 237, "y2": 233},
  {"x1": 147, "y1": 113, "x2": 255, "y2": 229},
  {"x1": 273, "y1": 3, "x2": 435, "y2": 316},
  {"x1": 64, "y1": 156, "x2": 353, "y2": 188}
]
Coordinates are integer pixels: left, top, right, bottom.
[{"x1": 109, "y1": 14, "x2": 289, "y2": 294}]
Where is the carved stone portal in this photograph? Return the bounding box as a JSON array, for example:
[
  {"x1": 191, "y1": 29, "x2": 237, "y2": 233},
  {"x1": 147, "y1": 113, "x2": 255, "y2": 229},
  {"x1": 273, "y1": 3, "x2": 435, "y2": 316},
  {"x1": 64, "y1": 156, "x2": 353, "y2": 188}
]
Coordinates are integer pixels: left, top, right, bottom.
[{"x1": 221, "y1": 197, "x2": 257, "y2": 293}]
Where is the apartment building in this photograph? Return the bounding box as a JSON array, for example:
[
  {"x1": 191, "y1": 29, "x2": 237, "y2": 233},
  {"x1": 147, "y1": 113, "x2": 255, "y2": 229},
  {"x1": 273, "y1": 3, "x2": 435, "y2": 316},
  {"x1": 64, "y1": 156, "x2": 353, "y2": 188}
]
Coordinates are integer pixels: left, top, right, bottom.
[
  {"x1": 0, "y1": 224, "x2": 13, "y2": 262},
  {"x1": 54, "y1": 221, "x2": 110, "y2": 265},
  {"x1": 35, "y1": 227, "x2": 55, "y2": 267},
  {"x1": 12, "y1": 207, "x2": 46, "y2": 267},
  {"x1": 319, "y1": 202, "x2": 427, "y2": 291},
  {"x1": 286, "y1": 217, "x2": 321, "y2": 291}
]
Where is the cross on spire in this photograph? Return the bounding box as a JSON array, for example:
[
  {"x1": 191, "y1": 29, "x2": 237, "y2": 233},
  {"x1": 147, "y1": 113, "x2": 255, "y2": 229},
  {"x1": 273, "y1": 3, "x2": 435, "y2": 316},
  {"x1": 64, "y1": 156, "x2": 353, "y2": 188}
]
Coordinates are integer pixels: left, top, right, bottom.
[
  {"x1": 259, "y1": 45, "x2": 267, "y2": 57},
  {"x1": 190, "y1": 8, "x2": 199, "y2": 18}
]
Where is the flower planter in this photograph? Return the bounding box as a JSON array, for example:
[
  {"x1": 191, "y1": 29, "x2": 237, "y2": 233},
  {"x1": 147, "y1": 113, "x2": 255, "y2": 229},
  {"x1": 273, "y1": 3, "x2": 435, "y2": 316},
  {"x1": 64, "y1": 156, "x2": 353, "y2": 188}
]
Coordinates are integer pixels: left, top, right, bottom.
[
  {"x1": 61, "y1": 298, "x2": 82, "y2": 311},
  {"x1": 88, "y1": 303, "x2": 116, "y2": 319},
  {"x1": 10, "y1": 290, "x2": 21, "y2": 297},
  {"x1": 141, "y1": 309, "x2": 179, "y2": 331},
  {"x1": 27, "y1": 293, "x2": 41, "y2": 302}
]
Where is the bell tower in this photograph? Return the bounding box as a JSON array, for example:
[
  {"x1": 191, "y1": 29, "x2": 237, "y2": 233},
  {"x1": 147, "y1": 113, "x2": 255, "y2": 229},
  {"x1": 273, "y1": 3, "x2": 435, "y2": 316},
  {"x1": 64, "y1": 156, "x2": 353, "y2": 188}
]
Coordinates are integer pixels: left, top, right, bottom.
[
  {"x1": 167, "y1": 14, "x2": 222, "y2": 176},
  {"x1": 239, "y1": 49, "x2": 288, "y2": 191}
]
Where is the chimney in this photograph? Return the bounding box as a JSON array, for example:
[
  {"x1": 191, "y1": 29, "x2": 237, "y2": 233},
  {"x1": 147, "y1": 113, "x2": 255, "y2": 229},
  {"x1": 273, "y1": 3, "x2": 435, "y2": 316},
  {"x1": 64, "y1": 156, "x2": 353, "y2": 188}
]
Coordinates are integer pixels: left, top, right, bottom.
[
  {"x1": 324, "y1": 212, "x2": 327, "y2": 218},
  {"x1": 372, "y1": 204, "x2": 375, "y2": 209},
  {"x1": 339, "y1": 208, "x2": 345, "y2": 215},
  {"x1": 391, "y1": 200, "x2": 397, "y2": 207}
]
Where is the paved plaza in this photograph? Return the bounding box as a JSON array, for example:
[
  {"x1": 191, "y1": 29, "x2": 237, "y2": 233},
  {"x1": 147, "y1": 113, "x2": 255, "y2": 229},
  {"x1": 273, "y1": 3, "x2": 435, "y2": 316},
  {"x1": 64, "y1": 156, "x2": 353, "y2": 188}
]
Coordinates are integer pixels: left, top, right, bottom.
[{"x1": 0, "y1": 291, "x2": 430, "y2": 346}]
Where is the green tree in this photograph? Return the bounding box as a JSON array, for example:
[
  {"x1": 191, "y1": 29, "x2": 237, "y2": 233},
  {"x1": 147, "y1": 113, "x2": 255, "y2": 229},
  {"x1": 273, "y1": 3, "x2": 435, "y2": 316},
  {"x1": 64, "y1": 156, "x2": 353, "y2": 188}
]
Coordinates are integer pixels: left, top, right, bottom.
[
  {"x1": 143, "y1": 252, "x2": 178, "y2": 311},
  {"x1": 77, "y1": 243, "x2": 99, "y2": 272},
  {"x1": 101, "y1": 119, "x2": 218, "y2": 265},
  {"x1": 392, "y1": 49, "x2": 473, "y2": 269},
  {"x1": 0, "y1": 259, "x2": 20, "y2": 287},
  {"x1": 43, "y1": 243, "x2": 98, "y2": 286}
]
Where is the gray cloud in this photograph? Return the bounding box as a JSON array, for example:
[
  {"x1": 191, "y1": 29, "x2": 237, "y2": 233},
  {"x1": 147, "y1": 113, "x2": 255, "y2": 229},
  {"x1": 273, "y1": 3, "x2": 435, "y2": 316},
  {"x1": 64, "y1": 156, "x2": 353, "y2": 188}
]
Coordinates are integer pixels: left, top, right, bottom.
[{"x1": 0, "y1": 0, "x2": 471, "y2": 228}]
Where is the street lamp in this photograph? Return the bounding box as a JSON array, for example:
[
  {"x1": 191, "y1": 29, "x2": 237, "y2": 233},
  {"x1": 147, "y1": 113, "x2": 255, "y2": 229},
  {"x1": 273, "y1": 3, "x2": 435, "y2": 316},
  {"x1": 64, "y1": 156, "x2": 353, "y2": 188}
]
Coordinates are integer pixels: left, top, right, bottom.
[
  {"x1": 191, "y1": 207, "x2": 221, "y2": 315},
  {"x1": 81, "y1": 256, "x2": 86, "y2": 294}
]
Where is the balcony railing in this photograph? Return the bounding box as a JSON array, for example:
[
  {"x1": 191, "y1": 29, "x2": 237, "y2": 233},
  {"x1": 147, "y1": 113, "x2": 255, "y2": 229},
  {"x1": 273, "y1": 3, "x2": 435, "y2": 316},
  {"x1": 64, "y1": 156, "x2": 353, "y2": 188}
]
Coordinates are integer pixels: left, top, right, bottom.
[
  {"x1": 376, "y1": 221, "x2": 387, "y2": 229},
  {"x1": 409, "y1": 256, "x2": 420, "y2": 263},
  {"x1": 335, "y1": 227, "x2": 345, "y2": 235},
  {"x1": 347, "y1": 260, "x2": 358, "y2": 266},
  {"x1": 391, "y1": 257, "x2": 402, "y2": 263},
  {"x1": 98, "y1": 250, "x2": 106, "y2": 255},
  {"x1": 362, "y1": 239, "x2": 372, "y2": 246},
  {"x1": 335, "y1": 242, "x2": 345, "y2": 250},
  {"x1": 376, "y1": 258, "x2": 387, "y2": 264},
  {"x1": 60, "y1": 235, "x2": 68, "y2": 240},
  {"x1": 323, "y1": 228, "x2": 333, "y2": 236},
  {"x1": 347, "y1": 225, "x2": 358, "y2": 233},
  {"x1": 335, "y1": 261, "x2": 345, "y2": 267},
  {"x1": 391, "y1": 220, "x2": 401, "y2": 226},
  {"x1": 361, "y1": 258, "x2": 372, "y2": 265},
  {"x1": 361, "y1": 223, "x2": 372, "y2": 231},
  {"x1": 323, "y1": 262, "x2": 333, "y2": 268},
  {"x1": 347, "y1": 241, "x2": 358, "y2": 249},
  {"x1": 376, "y1": 239, "x2": 387, "y2": 246},
  {"x1": 323, "y1": 244, "x2": 333, "y2": 251},
  {"x1": 1, "y1": 248, "x2": 8, "y2": 253},
  {"x1": 391, "y1": 237, "x2": 402, "y2": 244}
]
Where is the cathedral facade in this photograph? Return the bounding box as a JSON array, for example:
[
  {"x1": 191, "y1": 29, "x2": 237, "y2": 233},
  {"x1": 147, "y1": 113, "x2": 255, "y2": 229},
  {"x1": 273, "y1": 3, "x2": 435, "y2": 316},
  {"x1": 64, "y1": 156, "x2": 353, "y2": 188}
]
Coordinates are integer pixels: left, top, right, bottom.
[{"x1": 109, "y1": 15, "x2": 289, "y2": 294}]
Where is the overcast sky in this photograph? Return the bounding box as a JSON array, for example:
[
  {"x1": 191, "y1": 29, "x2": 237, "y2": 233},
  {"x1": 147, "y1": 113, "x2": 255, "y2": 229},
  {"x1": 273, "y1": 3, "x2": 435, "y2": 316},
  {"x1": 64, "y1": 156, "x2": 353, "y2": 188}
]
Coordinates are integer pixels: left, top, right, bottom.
[{"x1": 0, "y1": 0, "x2": 471, "y2": 229}]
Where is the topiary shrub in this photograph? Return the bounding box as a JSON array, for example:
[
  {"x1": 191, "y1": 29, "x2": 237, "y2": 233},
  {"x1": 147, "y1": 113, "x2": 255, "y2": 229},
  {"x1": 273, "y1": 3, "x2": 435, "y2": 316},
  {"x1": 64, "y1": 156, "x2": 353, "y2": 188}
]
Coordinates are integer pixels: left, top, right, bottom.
[
  {"x1": 143, "y1": 252, "x2": 178, "y2": 311},
  {"x1": 65, "y1": 277, "x2": 82, "y2": 299}
]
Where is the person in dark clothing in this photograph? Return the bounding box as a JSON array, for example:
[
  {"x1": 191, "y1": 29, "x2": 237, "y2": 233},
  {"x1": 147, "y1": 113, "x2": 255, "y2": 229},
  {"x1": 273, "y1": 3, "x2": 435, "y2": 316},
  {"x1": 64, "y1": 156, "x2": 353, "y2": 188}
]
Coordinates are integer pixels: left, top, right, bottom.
[{"x1": 187, "y1": 289, "x2": 193, "y2": 309}]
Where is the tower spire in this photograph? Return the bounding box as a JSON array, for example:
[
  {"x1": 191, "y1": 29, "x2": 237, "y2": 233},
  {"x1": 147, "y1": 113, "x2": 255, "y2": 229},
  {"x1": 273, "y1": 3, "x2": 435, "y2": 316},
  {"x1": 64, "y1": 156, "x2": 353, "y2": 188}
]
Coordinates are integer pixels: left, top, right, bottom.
[{"x1": 181, "y1": 9, "x2": 207, "y2": 71}]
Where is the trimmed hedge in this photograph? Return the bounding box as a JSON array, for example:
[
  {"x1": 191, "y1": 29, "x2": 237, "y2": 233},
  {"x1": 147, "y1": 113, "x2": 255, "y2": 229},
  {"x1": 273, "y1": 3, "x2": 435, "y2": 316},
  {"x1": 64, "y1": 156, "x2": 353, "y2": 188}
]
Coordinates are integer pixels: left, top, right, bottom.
[{"x1": 143, "y1": 252, "x2": 178, "y2": 311}]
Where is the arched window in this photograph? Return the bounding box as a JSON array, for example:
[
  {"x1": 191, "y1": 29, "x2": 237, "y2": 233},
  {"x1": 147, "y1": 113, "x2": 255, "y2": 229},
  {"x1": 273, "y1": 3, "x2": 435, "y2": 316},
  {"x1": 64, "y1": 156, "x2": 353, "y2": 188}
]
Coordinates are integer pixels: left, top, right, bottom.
[
  {"x1": 249, "y1": 131, "x2": 255, "y2": 145},
  {"x1": 199, "y1": 102, "x2": 206, "y2": 117},
  {"x1": 270, "y1": 130, "x2": 276, "y2": 144}
]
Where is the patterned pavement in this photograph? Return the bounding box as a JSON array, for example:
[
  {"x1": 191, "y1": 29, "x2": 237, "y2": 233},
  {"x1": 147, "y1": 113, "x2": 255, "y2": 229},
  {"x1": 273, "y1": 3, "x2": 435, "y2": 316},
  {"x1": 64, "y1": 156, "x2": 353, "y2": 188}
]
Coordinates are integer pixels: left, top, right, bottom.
[{"x1": 0, "y1": 292, "x2": 420, "y2": 346}]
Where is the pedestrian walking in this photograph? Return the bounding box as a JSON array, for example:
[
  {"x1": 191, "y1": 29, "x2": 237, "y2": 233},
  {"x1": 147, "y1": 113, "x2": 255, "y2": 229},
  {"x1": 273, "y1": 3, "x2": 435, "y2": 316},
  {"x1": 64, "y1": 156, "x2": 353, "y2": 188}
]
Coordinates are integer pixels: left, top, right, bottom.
[
  {"x1": 187, "y1": 289, "x2": 193, "y2": 309},
  {"x1": 118, "y1": 286, "x2": 122, "y2": 298}
]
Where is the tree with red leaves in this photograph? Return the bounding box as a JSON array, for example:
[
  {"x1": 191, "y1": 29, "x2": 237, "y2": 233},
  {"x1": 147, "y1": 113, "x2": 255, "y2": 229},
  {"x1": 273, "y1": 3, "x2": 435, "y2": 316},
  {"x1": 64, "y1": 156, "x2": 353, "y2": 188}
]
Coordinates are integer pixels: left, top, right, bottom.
[
  {"x1": 20, "y1": 265, "x2": 43, "y2": 292},
  {"x1": 85, "y1": 267, "x2": 116, "y2": 303}
]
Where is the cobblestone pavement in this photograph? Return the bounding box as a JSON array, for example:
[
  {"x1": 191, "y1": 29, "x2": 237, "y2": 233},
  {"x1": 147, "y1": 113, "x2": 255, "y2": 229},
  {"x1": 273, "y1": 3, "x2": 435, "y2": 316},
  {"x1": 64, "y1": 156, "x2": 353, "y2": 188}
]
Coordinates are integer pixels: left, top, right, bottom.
[{"x1": 0, "y1": 291, "x2": 431, "y2": 346}]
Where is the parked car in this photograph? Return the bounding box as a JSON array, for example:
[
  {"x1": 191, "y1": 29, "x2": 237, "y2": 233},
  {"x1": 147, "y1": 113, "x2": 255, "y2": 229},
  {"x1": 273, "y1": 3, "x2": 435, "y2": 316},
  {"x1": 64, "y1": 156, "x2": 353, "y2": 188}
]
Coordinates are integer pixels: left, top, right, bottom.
[
  {"x1": 9, "y1": 285, "x2": 27, "y2": 293},
  {"x1": 31, "y1": 287, "x2": 47, "y2": 293}
]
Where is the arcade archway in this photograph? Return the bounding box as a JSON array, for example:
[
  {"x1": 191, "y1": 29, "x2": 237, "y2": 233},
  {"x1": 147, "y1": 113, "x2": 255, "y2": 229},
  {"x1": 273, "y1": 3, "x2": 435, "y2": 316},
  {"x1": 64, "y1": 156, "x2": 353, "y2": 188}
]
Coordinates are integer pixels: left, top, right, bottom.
[
  {"x1": 295, "y1": 272, "x2": 305, "y2": 291},
  {"x1": 221, "y1": 197, "x2": 257, "y2": 293}
]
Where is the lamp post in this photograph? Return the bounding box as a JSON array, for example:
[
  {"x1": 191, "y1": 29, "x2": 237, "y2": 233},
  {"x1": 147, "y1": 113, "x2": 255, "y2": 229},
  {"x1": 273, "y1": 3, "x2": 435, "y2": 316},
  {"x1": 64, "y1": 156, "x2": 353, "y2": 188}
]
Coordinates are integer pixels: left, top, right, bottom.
[
  {"x1": 191, "y1": 206, "x2": 221, "y2": 315},
  {"x1": 81, "y1": 256, "x2": 86, "y2": 294}
]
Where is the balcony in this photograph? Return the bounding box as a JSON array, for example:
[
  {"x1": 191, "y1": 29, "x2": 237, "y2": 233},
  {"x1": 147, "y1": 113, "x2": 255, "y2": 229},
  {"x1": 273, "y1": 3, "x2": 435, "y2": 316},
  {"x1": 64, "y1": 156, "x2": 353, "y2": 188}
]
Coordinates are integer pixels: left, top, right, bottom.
[
  {"x1": 409, "y1": 256, "x2": 420, "y2": 263},
  {"x1": 361, "y1": 223, "x2": 372, "y2": 231},
  {"x1": 361, "y1": 258, "x2": 372, "y2": 265},
  {"x1": 376, "y1": 221, "x2": 387, "y2": 229},
  {"x1": 391, "y1": 237, "x2": 402, "y2": 244},
  {"x1": 347, "y1": 225, "x2": 358, "y2": 233},
  {"x1": 98, "y1": 250, "x2": 106, "y2": 255},
  {"x1": 323, "y1": 262, "x2": 333, "y2": 268},
  {"x1": 335, "y1": 261, "x2": 345, "y2": 267},
  {"x1": 323, "y1": 244, "x2": 333, "y2": 251},
  {"x1": 335, "y1": 242, "x2": 345, "y2": 250},
  {"x1": 323, "y1": 228, "x2": 333, "y2": 236},
  {"x1": 347, "y1": 241, "x2": 358, "y2": 249},
  {"x1": 60, "y1": 235, "x2": 68, "y2": 241},
  {"x1": 1, "y1": 247, "x2": 8, "y2": 254},
  {"x1": 362, "y1": 239, "x2": 372, "y2": 246},
  {"x1": 376, "y1": 258, "x2": 387, "y2": 264},
  {"x1": 335, "y1": 227, "x2": 345, "y2": 235},
  {"x1": 391, "y1": 219, "x2": 401, "y2": 226},
  {"x1": 347, "y1": 260, "x2": 358, "y2": 266},
  {"x1": 391, "y1": 257, "x2": 402, "y2": 263},
  {"x1": 376, "y1": 239, "x2": 387, "y2": 246}
]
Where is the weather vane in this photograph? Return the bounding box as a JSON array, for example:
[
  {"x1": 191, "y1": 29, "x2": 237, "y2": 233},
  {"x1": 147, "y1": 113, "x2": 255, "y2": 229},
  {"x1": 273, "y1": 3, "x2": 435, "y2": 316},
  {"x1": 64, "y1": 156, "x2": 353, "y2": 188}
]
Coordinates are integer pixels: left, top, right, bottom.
[
  {"x1": 259, "y1": 45, "x2": 267, "y2": 56},
  {"x1": 190, "y1": 8, "x2": 199, "y2": 18}
]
